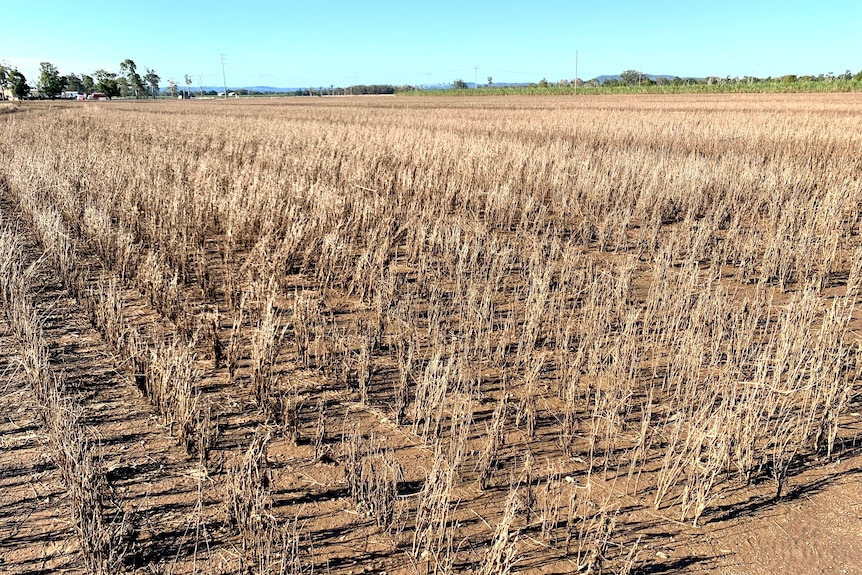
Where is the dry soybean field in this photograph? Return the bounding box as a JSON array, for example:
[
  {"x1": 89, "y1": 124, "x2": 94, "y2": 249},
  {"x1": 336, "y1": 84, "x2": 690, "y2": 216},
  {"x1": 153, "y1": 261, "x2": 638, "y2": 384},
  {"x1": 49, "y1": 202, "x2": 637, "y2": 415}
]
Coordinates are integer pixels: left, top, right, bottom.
[{"x1": 1, "y1": 94, "x2": 862, "y2": 575}]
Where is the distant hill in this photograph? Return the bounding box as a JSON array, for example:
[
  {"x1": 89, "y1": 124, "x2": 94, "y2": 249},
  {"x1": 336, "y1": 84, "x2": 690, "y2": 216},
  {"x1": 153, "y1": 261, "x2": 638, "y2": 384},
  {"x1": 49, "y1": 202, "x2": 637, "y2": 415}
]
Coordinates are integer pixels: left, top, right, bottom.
[
  {"x1": 174, "y1": 85, "x2": 303, "y2": 94},
  {"x1": 170, "y1": 75, "x2": 702, "y2": 94},
  {"x1": 594, "y1": 73, "x2": 699, "y2": 83}
]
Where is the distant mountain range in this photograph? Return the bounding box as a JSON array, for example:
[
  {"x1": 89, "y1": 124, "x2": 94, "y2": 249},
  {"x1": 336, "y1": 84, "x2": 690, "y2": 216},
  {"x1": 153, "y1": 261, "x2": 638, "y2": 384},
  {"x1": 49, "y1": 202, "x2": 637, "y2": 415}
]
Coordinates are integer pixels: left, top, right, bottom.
[
  {"x1": 180, "y1": 85, "x2": 305, "y2": 93},
  {"x1": 593, "y1": 74, "x2": 680, "y2": 83},
  {"x1": 176, "y1": 75, "x2": 697, "y2": 93}
]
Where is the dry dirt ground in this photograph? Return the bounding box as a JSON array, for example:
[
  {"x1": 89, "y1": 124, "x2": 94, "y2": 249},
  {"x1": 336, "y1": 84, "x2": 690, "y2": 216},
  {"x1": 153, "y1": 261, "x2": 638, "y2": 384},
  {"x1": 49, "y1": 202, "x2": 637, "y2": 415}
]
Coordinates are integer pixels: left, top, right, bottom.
[
  {"x1": 2, "y1": 190, "x2": 861, "y2": 575},
  {"x1": 2, "y1": 97, "x2": 862, "y2": 575}
]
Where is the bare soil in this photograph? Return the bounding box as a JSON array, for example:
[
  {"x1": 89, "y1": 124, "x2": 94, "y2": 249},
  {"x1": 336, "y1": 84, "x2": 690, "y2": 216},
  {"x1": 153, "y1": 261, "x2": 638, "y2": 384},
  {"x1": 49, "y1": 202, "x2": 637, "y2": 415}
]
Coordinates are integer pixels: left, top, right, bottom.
[{"x1": 2, "y1": 96, "x2": 862, "y2": 575}]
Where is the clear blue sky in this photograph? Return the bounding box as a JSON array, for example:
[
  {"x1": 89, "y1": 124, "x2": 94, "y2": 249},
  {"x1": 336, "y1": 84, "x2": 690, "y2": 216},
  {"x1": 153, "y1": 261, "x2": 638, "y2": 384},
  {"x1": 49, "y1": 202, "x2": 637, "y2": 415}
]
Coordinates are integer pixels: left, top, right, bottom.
[{"x1": 2, "y1": 0, "x2": 860, "y2": 88}]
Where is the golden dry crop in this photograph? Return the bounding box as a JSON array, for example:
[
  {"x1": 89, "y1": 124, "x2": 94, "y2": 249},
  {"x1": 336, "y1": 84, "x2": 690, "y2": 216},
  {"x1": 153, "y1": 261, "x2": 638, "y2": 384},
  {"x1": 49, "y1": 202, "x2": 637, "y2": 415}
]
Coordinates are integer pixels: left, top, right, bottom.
[{"x1": 1, "y1": 93, "x2": 861, "y2": 574}]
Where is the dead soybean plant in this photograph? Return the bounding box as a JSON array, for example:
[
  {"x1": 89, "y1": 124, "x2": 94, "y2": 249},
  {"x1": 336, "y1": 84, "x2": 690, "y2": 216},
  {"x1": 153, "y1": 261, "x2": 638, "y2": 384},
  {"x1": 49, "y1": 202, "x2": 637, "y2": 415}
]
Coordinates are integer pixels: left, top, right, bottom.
[
  {"x1": 537, "y1": 466, "x2": 564, "y2": 546},
  {"x1": 480, "y1": 487, "x2": 521, "y2": 575},
  {"x1": 678, "y1": 410, "x2": 730, "y2": 526},
  {"x1": 352, "y1": 333, "x2": 374, "y2": 404},
  {"x1": 89, "y1": 274, "x2": 126, "y2": 352},
  {"x1": 0, "y1": 228, "x2": 129, "y2": 574},
  {"x1": 411, "y1": 393, "x2": 472, "y2": 574},
  {"x1": 251, "y1": 296, "x2": 285, "y2": 410},
  {"x1": 312, "y1": 397, "x2": 327, "y2": 462},
  {"x1": 205, "y1": 305, "x2": 225, "y2": 368},
  {"x1": 292, "y1": 291, "x2": 323, "y2": 368},
  {"x1": 136, "y1": 250, "x2": 182, "y2": 323},
  {"x1": 226, "y1": 296, "x2": 247, "y2": 383},
  {"x1": 225, "y1": 428, "x2": 305, "y2": 574},
  {"x1": 411, "y1": 445, "x2": 459, "y2": 575},
  {"x1": 565, "y1": 486, "x2": 622, "y2": 574},
  {"x1": 515, "y1": 354, "x2": 546, "y2": 441},
  {"x1": 343, "y1": 427, "x2": 404, "y2": 533},
  {"x1": 6, "y1": 94, "x2": 862, "y2": 573},
  {"x1": 475, "y1": 393, "x2": 508, "y2": 490},
  {"x1": 225, "y1": 429, "x2": 271, "y2": 550},
  {"x1": 392, "y1": 330, "x2": 418, "y2": 425},
  {"x1": 145, "y1": 336, "x2": 203, "y2": 455},
  {"x1": 254, "y1": 517, "x2": 305, "y2": 575},
  {"x1": 26, "y1": 342, "x2": 129, "y2": 575},
  {"x1": 43, "y1": 381, "x2": 130, "y2": 575},
  {"x1": 411, "y1": 350, "x2": 454, "y2": 444},
  {"x1": 267, "y1": 384, "x2": 302, "y2": 445}
]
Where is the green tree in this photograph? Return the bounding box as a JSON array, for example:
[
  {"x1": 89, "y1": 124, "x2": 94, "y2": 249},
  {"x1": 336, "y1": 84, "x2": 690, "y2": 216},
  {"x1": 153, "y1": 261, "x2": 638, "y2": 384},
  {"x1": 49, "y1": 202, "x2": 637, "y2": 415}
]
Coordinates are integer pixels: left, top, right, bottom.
[
  {"x1": 184, "y1": 74, "x2": 193, "y2": 98},
  {"x1": 452, "y1": 78, "x2": 468, "y2": 89},
  {"x1": 81, "y1": 74, "x2": 95, "y2": 94},
  {"x1": 64, "y1": 73, "x2": 84, "y2": 93},
  {"x1": 120, "y1": 59, "x2": 146, "y2": 98},
  {"x1": 0, "y1": 63, "x2": 9, "y2": 99},
  {"x1": 620, "y1": 70, "x2": 646, "y2": 85},
  {"x1": 8, "y1": 68, "x2": 30, "y2": 99},
  {"x1": 93, "y1": 69, "x2": 121, "y2": 98},
  {"x1": 144, "y1": 68, "x2": 160, "y2": 98},
  {"x1": 117, "y1": 76, "x2": 130, "y2": 97},
  {"x1": 38, "y1": 62, "x2": 65, "y2": 98},
  {"x1": 168, "y1": 79, "x2": 178, "y2": 98}
]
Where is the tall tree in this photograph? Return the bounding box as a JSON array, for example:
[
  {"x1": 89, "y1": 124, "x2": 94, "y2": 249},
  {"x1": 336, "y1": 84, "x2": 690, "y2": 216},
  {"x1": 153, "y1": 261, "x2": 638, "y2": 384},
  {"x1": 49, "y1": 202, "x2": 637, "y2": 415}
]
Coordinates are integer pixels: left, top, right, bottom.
[
  {"x1": 120, "y1": 59, "x2": 146, "y2": 99},
  {"x1": 117, "y1": 76, "x2": 130, "y2": 97},
  {"x1": 620, "y1": 70, "x2": 646, "y2": 85},
  {"x1": 8, "y1": 69, "x2": 30, "y2": 99},
  {"x1": 184, "y1": 74, "x2": 193, "y2": 98},
  {"x1": 0, "y1": 63, "x2": 9, "y2": 99},
  {"x1": 81, "y1": 74, "x2": 95, "y2": 94},
  {"x1": 93, "y1": 69, "x2": 120, "y2": 99},
  {"x1": 38, "y1": 62, "x2": 65, "y2": 98},
  {"x1": 64, "y1": 73, "x2": 84, "y2": 93},
  {"x1": 167, "y1": 79, "x2": 178, "y2": 98},
  {"x1": 144, "y1": 68, "x2": 160, "y2": 98}
]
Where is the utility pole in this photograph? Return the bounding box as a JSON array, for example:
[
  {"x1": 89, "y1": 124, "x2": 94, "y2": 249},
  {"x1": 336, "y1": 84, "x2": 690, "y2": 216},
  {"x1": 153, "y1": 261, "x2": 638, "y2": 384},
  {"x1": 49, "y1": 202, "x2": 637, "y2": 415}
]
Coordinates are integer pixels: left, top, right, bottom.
[
  {"x1": 575, "y1": 50, "x2": 579, "y2": 95},
  {"x1": 219, "y1": 54, "x2": 228, "y2": 99},
  {"x1": 474, "y1": 65, "x2": 478, "y2": 89}
]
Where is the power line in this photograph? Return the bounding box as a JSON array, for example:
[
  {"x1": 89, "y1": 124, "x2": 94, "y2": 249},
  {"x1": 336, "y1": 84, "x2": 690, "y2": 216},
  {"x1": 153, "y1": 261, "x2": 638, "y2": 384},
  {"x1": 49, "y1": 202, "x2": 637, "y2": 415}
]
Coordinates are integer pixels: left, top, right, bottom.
[{"x1": 219, "y1": 54, "x2": 228, "y2": 99}]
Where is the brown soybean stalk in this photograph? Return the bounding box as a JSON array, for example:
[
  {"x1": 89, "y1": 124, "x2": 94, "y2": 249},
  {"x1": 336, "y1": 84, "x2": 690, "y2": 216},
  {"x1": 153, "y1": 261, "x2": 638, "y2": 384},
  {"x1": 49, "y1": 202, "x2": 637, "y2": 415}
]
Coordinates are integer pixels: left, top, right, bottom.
[{"x1": 1, "y1": 94, "x2": 861, "y2": 574}]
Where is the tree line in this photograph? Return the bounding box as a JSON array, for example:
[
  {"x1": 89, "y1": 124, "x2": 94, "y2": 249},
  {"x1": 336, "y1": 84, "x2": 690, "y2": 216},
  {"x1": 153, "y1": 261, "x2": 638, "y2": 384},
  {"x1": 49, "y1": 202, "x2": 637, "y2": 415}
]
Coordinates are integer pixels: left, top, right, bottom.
[
  {"x1": 0, "y1": 59, "x2": 165, "y2": 100},
  {"x1": 453, "y1": 68, "x2": 862, "y2": 90},
  {"x1": 4, "y1": 59, "x2": 860, "y2": 101},
  {"x1": 596, "y1": 68, "x2": 862, "y2": 87},
  {"x1": 0, "y1": 58, "x2": 415, "y2": 100}
]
